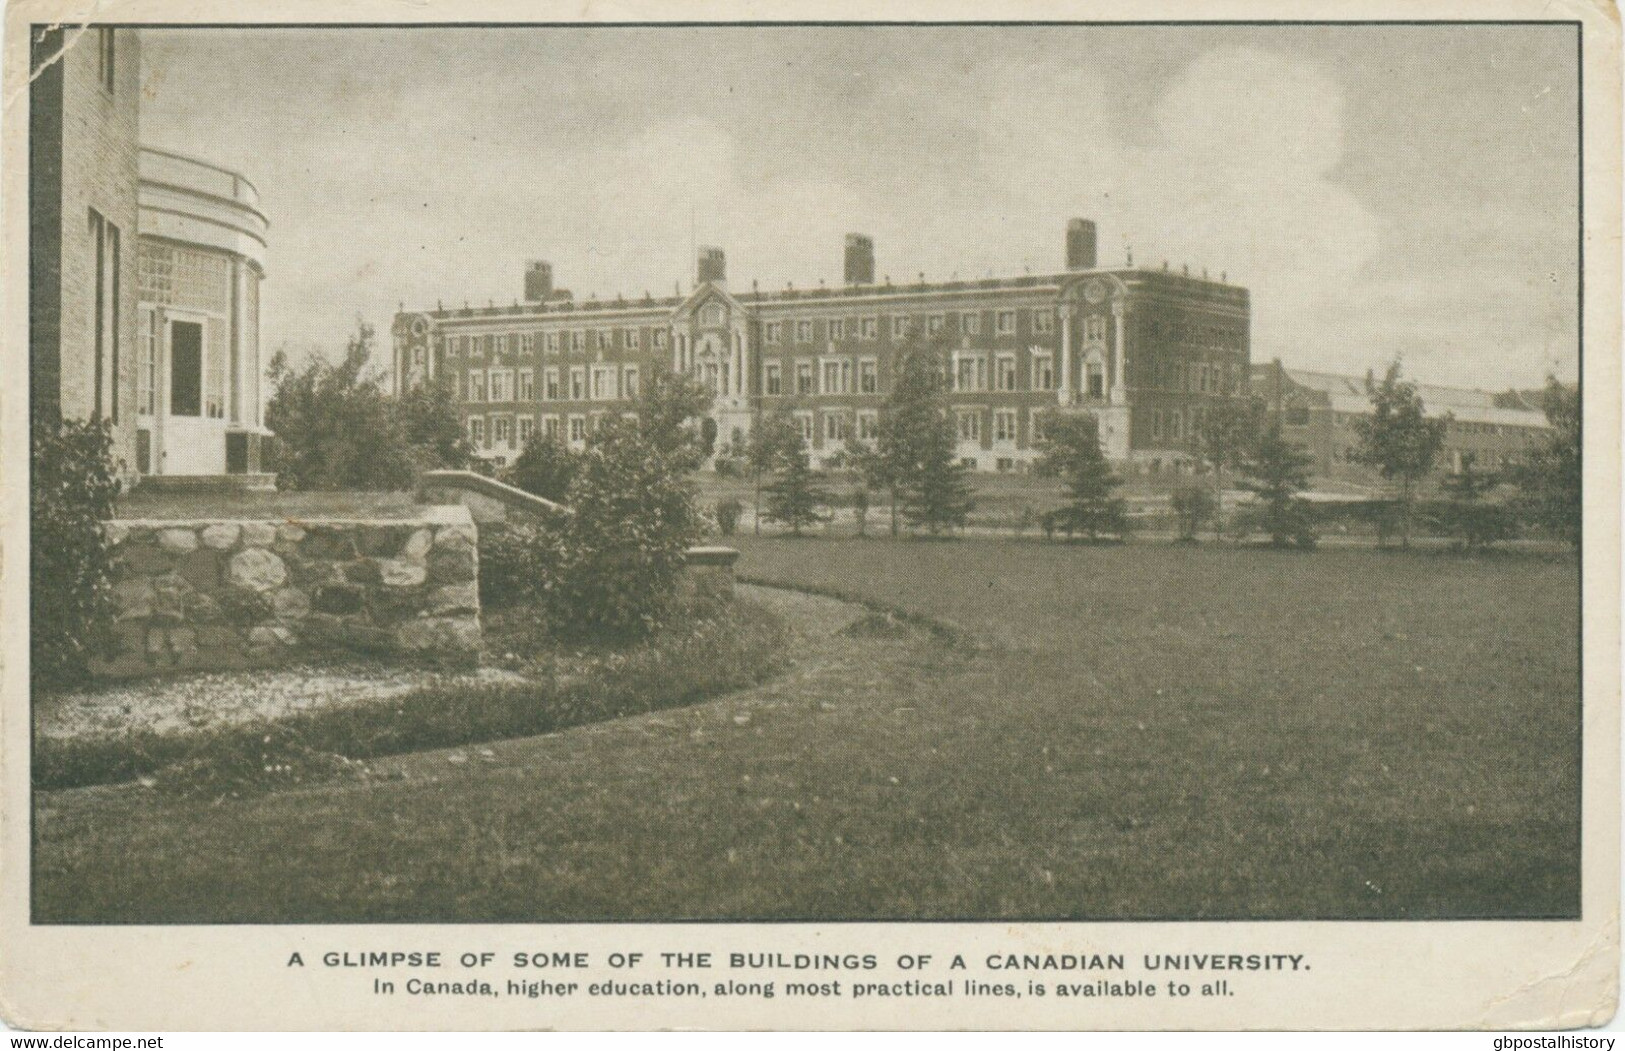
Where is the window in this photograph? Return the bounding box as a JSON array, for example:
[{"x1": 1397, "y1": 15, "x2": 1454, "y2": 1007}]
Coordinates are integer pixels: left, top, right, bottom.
[
  {"x1": 488, "y1": 369, "x2": 513, "y2": 402},
  {"x1": 1032, "y1": 309, "x2": 1054, "y2": 335},
  {"x1": 468, "y1": 416, "x2": 485, "y2": 446},
  {"x1": 1087, "y1": 362, "x2": 1105, "y2": 399},
  {"x1": 796, "y1": 362, "x2": 814, "y2": 396},
  {"x1": 1030, "y1": 410, "x2": 1049, "y2": 444},
  {"x1": 957, "y1": 410, "x2": 982, "y2": 442},
  {"x1": 796, "y1": 320, "x2": 813, "y2": 343},
  {"x1": 517, "y1": 369, "x2": 535, "y2": 401},
  {"x1": 496, "y1": 334, "x2": 508, "y2": 355},
  {"x1": 994, "y1": 409, "x2": 1018, "y2": 443},
  {"x1": 822, "y1": 359, "x2": 852, "y2": 395},
  {"x1": 545, "y1": 332, "x2": 561, "y2": 353},
  {"x1": 961, "y1": 312, "x2": 981, "y2": 335},
  {"x1": 996, "y1": 310, "x2": 1016, "y2": 336},
  {"x1": 824, "y1": 412, "x2": 850, "y2": 442},
  {"x1": 88, "y1": 209, "x2": 121, "y2": 422},
  {"x1": 995, "y1": 354, "x2": 1017, "y2": 392},
  {"x1": 595, "y1": 330, "x2": 612, "y2": 351},
  {"x1": 569, "y1": 366, "x2": 586, "y2": 400},
  {"x1": 1031, "y1": 353, "x2": 1055, "y2": 391},
  {"x1": 955, "y1": 354, "x2": 987, "y2": 392},
  {"x1": 623, "y1": 328, "x2": 640, "y2": 349},
  {"x1": 468, "y1": 370, "x2": 487, "y2": 402},
  {"x1": 860, "y1": 317, "x2": 878, "y2": 340},
  {"x1": 892, "y1": 315, "x2": 911, "y2": 339},
  {"x1": 764, "y1": 322, "x2": 783, "y2": 344},
  {"x1": 169, "y1": 320, "x2": 203, "y2": 418},
  {"x1": 519, "y1": 416, "x2": 536, "y2": 444},
  {"x1": 137, "y1": 309, "x2": 156, "y2": 415},
  {"x1": 542, "y1": 415, "x2": 561, "y2": 440},
  {"x1": 591, "y1": 365, "x2": 617, "y2": 400},
  {"x1": 570, "y1": 330, "x2": 586, "y2": 352},
  {"x1": 494, "y1": 415, "x2": 514, "y2": 446},
  {"x1": 829, "y1": 319, "x2": 846, "y2": 342},
  {"x1": 568, "y1": 416, "x2": 587, "y2": 443},
  {"x1": 542, "y1": 367, "x2": 560, "y2": 401},
  {"x1": 520, "y1": 333, "x2": 536, "y2": 354},
  {"x1": 483, "y1": 334, "x2": 496, "y2": 357},
  {"x1": 794, "y1": 412, "x2": 815, "y2": 444},
  {"x1": 653, "y1": 329, "x2": 668, "y2": 349},
  {"x1": 1085, "y1": 315, "x2": 1105, "y2": 341},
  {"x1": 1151, "y1": 410, "x2": 1164, "y2": 442},
  {"x1": 97, "y1": 27, "x2": 116, "y2": 92},
  {"x1": 857, "y1": 411, "x2": 880, "y2": 441},
  {"x1": 927, "y1": 314, "x2": 945, "y2": 336},
  {"x1": 859, "y1": 359, "x2": 878, "y2": 395},
  {"x1": 764, "y1": 362, "x2": 782, "y2": 396}
]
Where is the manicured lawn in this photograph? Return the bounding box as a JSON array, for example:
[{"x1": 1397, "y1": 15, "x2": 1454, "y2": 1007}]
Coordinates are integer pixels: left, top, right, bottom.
[{"x1": 32, "y1": 544, "x2": 1579, "y2": 922}]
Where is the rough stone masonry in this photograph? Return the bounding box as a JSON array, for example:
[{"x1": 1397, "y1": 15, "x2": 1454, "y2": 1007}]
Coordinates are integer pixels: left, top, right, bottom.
[{"x1": 94, "y1": 505, "x2": 481, "y2": 677}]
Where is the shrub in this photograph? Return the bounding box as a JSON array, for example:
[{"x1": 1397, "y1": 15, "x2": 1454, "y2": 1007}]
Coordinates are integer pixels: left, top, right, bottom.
[
  {"x1": 32, "y1": 416, "x2": 121, "y2": 689},
  {"x1": 478, "y1": 522, "x2": 563, "y2": 610},
  {"x1": 715, "y1": 498, "x2": 743, "y2": 537},
  {"x1": 1170, "y1": 484, "x2": 1217, "y2": 541},
  {"x1": 506, "y1": 434, "x2": 578, "y2": 503},
  {"x1": 549, "y1": 419, "x2": 706, "y2": 640}
]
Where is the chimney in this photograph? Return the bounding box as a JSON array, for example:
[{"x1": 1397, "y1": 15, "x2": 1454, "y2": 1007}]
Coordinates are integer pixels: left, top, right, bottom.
[
  {"x1": 1066, "y1": 219, "x2": 1097, "y2": 271},
  {"x1": 844, "y1": 234, "x2": 875, "y2": 286},
  {"x1": 524, "y1": 261, "x2": 553, "y2": 302},
  {"x1": 696, "y1": 246, "x2": 727, "y2": 288}
]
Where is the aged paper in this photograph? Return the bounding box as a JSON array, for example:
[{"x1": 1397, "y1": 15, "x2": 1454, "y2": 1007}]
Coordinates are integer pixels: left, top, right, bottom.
[{"x1": 0, "y1": 0, "x2": 1618, "y2": 1031}]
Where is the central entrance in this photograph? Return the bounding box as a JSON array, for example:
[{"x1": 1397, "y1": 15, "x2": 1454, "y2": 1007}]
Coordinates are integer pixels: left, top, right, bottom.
[{"x1": 162, "y1": 317, "x2": 225, "y2": 474}]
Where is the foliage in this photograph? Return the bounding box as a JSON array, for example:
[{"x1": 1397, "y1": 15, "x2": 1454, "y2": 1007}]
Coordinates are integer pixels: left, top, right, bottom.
[
  {"x1": 1352, "y1": 361, "x2": 1447, "y2": 548},
  {"x1": 851, "y1": 486, "x2": 871, "y2": 537},
  {"x1": 1512, "y1": 378, "x2": 1581, "y2": 547},
  {"x1": 884, "y1": 345, "x2": 974, "y2": 535},
  {"x1": 1170, "y1": 484, "x2": 1217, "y2": 542},
  {"x1": 32, "y1": 416, "x2": 122, "y2": 688},
  {"x1": 506, "y1": 433, "x2": 578, "y2": 503},
  {"x1": 1033, "y1": 410, "x2": 1130, "y2": 541},
  {"x1": 266, "y1": 322, "x2": 467, "y2": 491},
  {"x1": 1237, "y1": 422, "x2": 1317, "y2": 549},
  {"x1": 848, "y1": 439, "x2": 901, "y2": 537},
  {"x1": 1193, "y1": 396, "x2": 1262, "y2": 538},
  {"x1": 745, "y1": 403, "x2": 803, "y2": 536},
  {"x1": 632, "y1": 369, "x2": 715, "y2": 473},
  {"x1": 715, "y1": 497, "x2": 743, "y2": 537},
  {"x1": 1433, "y1": 453, "x2": 1513, "y2": 551},
  {"x1": 478, "y1": 522, "x2": 564, "y2": 610},
  {"x1": 548, "y1": 412, "x2": 707, "y2": 640},
  {"x1": 763, "y1": 436, "x2": 831, "y2": 536}
]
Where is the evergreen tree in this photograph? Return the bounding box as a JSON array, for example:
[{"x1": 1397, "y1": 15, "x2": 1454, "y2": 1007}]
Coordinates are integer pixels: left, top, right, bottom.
[
  {"x1": 1352, "y1": 361, "x2": 1446, "y2": 548},
  {"x1": 397, "y1": 374, "x2": 476, "y2": 472},
  {"x1": 1512, "y1": 378, "x2": 1581, "y2": 548},
  {"x1": 763, "y1": 435, "x2": 831, "y2": 536},
  {"x1": 884, "y1": 346, "x2": 974, "y2": 535},
  {"x1": 1439, "y1": 452, "x2": 1512, "y2": 550},
  {"x1": 745, "y1": 402, "x2": 802, "y2": 536},
  {"x1": 1239, "y1": 422, "x2": 1317, "y2": 549},
  {"x1": 1192, "y1": 395, "x2": 1262, "y2": 538},
  {"x1": 1033, "y1": 411, "x2": 1130, "y2": 541}
]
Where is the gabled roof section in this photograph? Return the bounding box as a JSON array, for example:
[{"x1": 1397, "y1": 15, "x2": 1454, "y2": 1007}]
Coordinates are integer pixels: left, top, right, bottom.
[{"x1": 673, "y1": 280, "x2": 752, "y2": 321}]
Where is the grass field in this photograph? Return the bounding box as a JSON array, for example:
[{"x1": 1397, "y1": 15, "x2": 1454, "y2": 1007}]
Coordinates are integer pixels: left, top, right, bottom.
[{"x1": 33, "y1": 541, "x2": 1579, "y2": 922}]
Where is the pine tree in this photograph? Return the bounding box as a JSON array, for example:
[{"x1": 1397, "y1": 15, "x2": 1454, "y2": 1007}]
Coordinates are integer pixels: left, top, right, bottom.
[
  {"x1": 1239, "y1": 422, "x2": 1317, "y2": 549},
  {"x1": 884, "y1": 346, "x2": 974, "y2": 536},
  {"x1": 763, "y1": 437, "x2": 831, "y2": 536},
  {"x1": 745, "y1": 402, "x2": 802, "y2": 536},
  {"x1": 1034, "y1": 411, "x2": 1130, "y2": 541},
  {"x1": 1192, "y1": 395, "x2": 1262, "y2": 539},
  {"x1": 1439, "y1": 452, "x2": 1510, "y2": 550},
  {"x1": 1352, "y1": 361, "x2": 1446, "y2": 549}
]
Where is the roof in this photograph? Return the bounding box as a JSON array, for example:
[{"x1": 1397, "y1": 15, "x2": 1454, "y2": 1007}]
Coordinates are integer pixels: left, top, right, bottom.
[{"x1": 1278, "y1": 368, "x2": 1549, "y2": 429}]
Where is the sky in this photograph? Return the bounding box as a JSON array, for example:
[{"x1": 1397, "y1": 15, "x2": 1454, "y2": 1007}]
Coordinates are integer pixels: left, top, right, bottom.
[{"x1": 136, "y1": 24, "x2": 1580, "y2": 390}]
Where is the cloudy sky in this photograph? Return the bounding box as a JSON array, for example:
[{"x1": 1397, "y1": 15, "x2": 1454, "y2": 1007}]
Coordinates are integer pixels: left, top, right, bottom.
[{"x1": 137, "y1": 24, "x2": 1579, "y2": 389}]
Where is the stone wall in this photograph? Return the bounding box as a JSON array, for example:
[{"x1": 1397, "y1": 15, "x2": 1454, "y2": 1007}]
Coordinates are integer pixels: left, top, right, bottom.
[{"x1": 96, "y1": 505, "x2": 481, "y2": 678}]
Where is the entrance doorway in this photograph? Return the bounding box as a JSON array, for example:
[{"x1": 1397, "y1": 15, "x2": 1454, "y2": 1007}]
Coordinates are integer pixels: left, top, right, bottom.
[{"x1": 162, "y1": 318, "x2": 224, "y2": 474}]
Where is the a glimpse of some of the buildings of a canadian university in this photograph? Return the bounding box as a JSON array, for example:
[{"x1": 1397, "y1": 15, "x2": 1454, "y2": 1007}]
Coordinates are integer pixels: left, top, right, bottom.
[
  {"x1": 30, "y1": 25, "x2": 1550, "y2": 490},
  {"x1": 31, "y1": 26, "x2": 270, "y2": 486}
]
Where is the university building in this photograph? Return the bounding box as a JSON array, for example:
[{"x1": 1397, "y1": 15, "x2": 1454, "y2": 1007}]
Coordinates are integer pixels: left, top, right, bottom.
[
  {"x1": 392, "y1": 220, "x2": 1252, "y2": 472},
  {"x1": 30, "y1": 26, "x2": 271, "y2": 485},
  {"x1": 1251, "y1": 361, "x2": 1551, "y2": 488}
]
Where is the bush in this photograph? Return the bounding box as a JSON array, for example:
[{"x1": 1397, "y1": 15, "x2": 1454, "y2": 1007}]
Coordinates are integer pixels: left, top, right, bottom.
[
  {"x1": 1170, "y1": 484, "x2": 1216, "y2": 541},
  {"x1": 506, "y1": 434, "x2": 578, "y2": 503},
  {"x1": 32, "y1": 417, "x2": 122, "y2": 689},
  {"x1": 715, "y1": 498, "x2": 743, "y2": 537},
  {"x1": 549, "y1": 419, "x2": 706, "y2": 640},
  {"x1": 478, "y1": 522, "x2": 563, "y2": 610}
]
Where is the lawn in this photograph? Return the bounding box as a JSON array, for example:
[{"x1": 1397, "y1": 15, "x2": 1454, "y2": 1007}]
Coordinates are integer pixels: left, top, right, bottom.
[{"x1": 32, "y1": 542, "x2": 1579, "y2": 922}]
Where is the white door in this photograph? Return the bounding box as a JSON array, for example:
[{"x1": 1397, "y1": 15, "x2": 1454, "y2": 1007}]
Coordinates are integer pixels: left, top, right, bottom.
[{"x1": 162, "y1": 318, "x2": 224, "y2": 474}]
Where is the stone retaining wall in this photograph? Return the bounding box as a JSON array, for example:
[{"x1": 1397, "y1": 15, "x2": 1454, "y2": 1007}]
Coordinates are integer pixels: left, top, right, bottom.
[{"x1": 95, "y1": 505, "x2": 481, "y2": 677}]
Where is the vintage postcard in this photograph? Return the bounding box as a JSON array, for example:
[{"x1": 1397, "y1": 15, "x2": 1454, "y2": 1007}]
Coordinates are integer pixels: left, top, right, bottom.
[{"x1": 0, "y1": 0, "x2": 1617, "y2": 1032}]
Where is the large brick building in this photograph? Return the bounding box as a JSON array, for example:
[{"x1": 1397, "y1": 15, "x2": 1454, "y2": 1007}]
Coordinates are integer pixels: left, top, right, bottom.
[
  {"x1": 1251, "y1": 361, "x2": 1551, "y2": 488},
  {"x1": 393, "y1": 220, "x2": 1251, "y2": 472},
  {"x1": 30, "y1": 27, "x2": 270, "y2": 483}
]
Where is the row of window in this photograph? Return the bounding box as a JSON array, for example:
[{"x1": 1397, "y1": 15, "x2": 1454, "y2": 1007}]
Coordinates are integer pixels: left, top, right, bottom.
[
  {"x1": 446, "y1": 328, "x2": 669, "y2": 358},
  {"x1": 1145, "y1": 359, "x2": 1242, "y2": 395},
  {"x1": 762, "y1": 308, "x2": 1061, "y2": 345},
  {"x1": 466, "y1": 365, "x2": 639, "y2": 403}
]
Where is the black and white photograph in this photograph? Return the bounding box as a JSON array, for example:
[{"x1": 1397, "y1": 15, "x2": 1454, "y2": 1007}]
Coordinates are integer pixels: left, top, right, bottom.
[{"x1": 2, "y1": 2, "x2": 1616, "y2": 1033}]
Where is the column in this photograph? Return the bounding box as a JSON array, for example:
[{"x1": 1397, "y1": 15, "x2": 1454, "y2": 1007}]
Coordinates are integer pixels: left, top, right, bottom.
[
  {"x1": 1111, "y1": 300, "x2": 1128, "y2": 404},
  {"x1": 1059, "y1": 310, "x2": 1073, "y2": 406}
]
